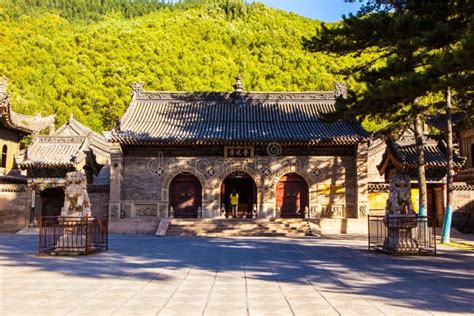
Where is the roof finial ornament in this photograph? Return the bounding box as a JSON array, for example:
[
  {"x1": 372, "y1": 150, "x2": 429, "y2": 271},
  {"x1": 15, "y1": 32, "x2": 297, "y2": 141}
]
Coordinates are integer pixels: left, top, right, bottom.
[
  {"x1": 69, "y1": 112, "x2": 74, "y2": 121},
  {"x1": 131, "y1": 82, "x2": 144, "y2": 98},
  {"x1": 115, "y1": 117, "x2": 121, "y2": 133},
  {"x1": 233, "y1": 73, "x2": 244, "y2": 93},
  {"x1": 0, "y1": 77, "x2": 8, "y2": 95},
  {"x1": 49, "y1": 121, "x2": 56, "y2": 136},
  {"x1": 335, "y1": 82, "x2": 347, "y2": 99}
]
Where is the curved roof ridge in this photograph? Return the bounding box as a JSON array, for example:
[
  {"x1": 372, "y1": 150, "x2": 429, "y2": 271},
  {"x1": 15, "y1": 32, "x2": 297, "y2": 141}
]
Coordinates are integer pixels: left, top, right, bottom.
[
  {"x1": 1, "y1": 94, "x2": 55, "y2": 134},
  {"x1": 55, "y1": 116, "x2": 109, "y2": 156},
  {"x1": 109, "y1": 84, "x2": 365, "y2": 145}
]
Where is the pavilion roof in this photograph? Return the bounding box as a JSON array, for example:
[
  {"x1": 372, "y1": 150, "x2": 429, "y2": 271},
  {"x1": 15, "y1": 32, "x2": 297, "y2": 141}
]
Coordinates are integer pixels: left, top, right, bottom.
[
  {"x1": 18, "y1": 136, "x2": 89, "y2": 170},
  {"x1": 55, "y1": 115, "x2": 109, "y2": 165},
  {"x1": 377, "y1": 135, "x2": 466, "y2": 175}
]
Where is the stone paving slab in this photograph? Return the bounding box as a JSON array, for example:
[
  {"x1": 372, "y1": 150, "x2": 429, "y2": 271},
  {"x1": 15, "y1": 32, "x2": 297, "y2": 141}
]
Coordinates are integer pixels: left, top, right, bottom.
[{"x1": 1, "y1": 234, "x2": 473, "y2": 315}]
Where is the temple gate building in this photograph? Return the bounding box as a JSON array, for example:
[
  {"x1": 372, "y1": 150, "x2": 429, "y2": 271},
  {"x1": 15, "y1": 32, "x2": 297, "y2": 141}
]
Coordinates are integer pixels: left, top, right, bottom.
[
  {"x1": 2, "y1": 77, "x2": 473, "y2": 235},
  {"x1": 17, "y1": 115, "x2": 110, "y2": 225},
  {"x1": 105, "y1": 78, "x2": 370, "y2": 233}
]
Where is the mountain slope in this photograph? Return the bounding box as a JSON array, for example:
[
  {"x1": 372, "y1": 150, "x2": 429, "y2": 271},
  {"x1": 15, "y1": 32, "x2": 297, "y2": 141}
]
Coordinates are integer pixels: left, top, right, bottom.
[{"x1": 0, "y1": 1, "x2": 356, "y2": 131}]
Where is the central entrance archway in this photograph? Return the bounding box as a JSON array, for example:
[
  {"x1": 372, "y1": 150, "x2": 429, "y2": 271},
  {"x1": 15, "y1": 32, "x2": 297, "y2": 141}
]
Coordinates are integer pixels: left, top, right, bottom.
[
  {"x1": 276, "y1": 173, "x2": 309, "y2": 218},
  {"x1": 221, "y1": 172, "x2": 257, "y2": 218},
  {"x1": 169, "y1": 173, "x2": 202, "y2": 218}
]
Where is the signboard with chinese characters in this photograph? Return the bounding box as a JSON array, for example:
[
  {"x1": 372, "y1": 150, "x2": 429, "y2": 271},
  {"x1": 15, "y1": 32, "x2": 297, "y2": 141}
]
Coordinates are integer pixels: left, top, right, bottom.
[{"x1": 224, "y1": 146, "x2": 254, "y2": 159}]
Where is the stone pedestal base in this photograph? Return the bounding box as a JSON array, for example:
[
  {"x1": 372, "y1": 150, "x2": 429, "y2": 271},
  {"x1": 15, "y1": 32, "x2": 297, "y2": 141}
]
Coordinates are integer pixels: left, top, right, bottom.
[
  {"x1": 384, "y1": 214, "x2": 420, "y2": 254},
  {"x1": 56, "y1": 234, "x2": 91, "y2": 252}
]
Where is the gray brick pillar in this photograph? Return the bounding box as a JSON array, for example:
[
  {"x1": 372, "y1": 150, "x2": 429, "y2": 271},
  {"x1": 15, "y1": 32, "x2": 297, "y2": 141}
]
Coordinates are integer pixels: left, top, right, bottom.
[
  {"x1": 109, "y1": 143, "x2": 123, "y2": 219},
  {"x1": 355, "y1": 141, "x2": 369, "y2": 218}
]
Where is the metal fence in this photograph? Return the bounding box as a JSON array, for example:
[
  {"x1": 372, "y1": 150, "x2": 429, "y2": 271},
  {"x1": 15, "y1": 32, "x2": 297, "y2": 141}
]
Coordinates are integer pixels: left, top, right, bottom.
[
  {"x1": 368, "y1": 215, "x2": 436, "y2": 255},
  {"x1": 39, "y1": 216, "x2": 108, "y2": 256}
]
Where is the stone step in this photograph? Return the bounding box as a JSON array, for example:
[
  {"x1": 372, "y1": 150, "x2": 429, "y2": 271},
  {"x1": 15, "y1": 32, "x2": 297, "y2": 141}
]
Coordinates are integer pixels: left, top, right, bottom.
[{"x1": 166, "y1": 218, "x2": 315, "y2": 237}]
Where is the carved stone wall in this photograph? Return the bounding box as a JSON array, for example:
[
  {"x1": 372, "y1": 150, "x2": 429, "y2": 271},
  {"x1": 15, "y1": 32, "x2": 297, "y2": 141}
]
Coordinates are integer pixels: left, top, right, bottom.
[
  {"x1": 88, "y1": 192, "x2": 109, "y2": 218},
  {"x1": 453, "y1": 185, "x2": 474, "y2": 231},
  {"x1": 108, "y1": 143, "x2": 123, "y2": 218},
  {"x1": 368, "y1": 141, "x2": 386, "y2": 183},
  {"x1": 0, "y1": 185, "x2": 27, "y2": 232},
  {"x1": 355, "y1": 142, "x2": 369, "y2": 218},
  {"x1": 116, "y1": 148, "x2": 362, "y2": 221}
]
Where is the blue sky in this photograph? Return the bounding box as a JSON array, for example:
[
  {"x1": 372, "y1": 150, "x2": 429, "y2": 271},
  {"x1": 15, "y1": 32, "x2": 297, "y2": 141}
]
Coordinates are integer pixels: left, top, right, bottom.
[{"x1": 254, "y1": 0, "x2": 363, "y2": 21}]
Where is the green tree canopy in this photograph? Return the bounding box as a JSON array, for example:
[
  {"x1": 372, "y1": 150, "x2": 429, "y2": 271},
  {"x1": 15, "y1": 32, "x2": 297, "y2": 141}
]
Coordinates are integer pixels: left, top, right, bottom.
[
  {"x1": 303, "y1": 0, "x2": 473, "y2": 131},
  {"x1": 0, "y1": 0, "x2": 363, "y2": 131}
]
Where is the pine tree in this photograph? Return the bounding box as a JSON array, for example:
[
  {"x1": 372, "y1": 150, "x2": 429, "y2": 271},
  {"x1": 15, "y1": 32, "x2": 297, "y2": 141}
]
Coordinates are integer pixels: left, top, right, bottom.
[{"x1": 304, "y1": 0, "x2": 473, "y2": 223}]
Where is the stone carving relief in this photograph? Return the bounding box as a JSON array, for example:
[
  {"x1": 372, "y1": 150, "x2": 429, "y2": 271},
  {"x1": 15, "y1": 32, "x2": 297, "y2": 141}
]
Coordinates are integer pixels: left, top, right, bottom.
[
  {"x1": 110, "y1": 204, "x2": 119, "y2": 218},
  {"x1": 122, "y1": 203, "x2": 132, "y2": 218},
  {"x1": 358, "y1": 204, "x2": 368, "y2": 217},
  {"x1": 207, "y1": 167, "x2": 216, "y2": 177},
  {"x1": 158, "y1": 204, "x2": 168, "y2": 218},
  {"x1": 136, "y1": 204, "x2": 157, "y2": 217},
  {"x1": 310, "y1": 167, "x2": 326, "y2": 178},
  {"x1": 321, "y1": 204, "x2": 345, "y2": 218},
  {"x1": 310, "y1": 206, "x2": 319, "y2": 218},
  {"x1": 260, "y1": 166, "x2": 271, "y2": 176}
]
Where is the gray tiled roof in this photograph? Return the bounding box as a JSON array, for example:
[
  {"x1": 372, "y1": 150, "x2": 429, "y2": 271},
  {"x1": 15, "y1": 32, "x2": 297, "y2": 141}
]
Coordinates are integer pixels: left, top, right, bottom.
[
  {"x1": 386, "y1": 137, "x2": 466, "y2": 170},
  {"x1": 18, "y1": 136, "x2": 87, "y2": 169},
  {"x1": 56, "y1": 116, "x2": 109, "y2": 164},
  {"x1": 107, "y1": 89, "x2": 368, "y2": 145}
]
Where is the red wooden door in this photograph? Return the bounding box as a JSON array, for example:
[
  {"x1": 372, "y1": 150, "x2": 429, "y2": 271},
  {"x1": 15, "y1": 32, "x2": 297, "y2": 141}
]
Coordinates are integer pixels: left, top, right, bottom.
[
  {"x1": 170, "y1": 174, "x2": 202, "y2": 218},
  {"x1": 276, "y1": 174, "x2": 308, "y2": 218}
]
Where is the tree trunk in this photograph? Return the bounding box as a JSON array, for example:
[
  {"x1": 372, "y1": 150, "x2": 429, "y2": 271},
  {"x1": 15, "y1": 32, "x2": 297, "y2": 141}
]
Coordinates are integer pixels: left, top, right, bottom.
[
  {"x1": 414, "y1": 110, "x2": 428, "y2": 217},
  {"x1": 442, "y1": 87, "x2": 454, "y2": 243}
]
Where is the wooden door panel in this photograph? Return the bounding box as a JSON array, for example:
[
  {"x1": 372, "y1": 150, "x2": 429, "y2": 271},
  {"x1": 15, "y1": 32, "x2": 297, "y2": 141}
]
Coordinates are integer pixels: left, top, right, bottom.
[
  {"x1": 170, "y1": 174, "x2": 202, "y2": 218},
  {"x1": 276, "y1": 174, "x2": 308, "y2": 218}
]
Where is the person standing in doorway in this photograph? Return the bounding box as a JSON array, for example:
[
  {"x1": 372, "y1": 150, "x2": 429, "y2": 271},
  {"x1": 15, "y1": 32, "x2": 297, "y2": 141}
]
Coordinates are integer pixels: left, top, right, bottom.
[{"x1": 230, "y1": 189, "x2": 239, "y2": 218}]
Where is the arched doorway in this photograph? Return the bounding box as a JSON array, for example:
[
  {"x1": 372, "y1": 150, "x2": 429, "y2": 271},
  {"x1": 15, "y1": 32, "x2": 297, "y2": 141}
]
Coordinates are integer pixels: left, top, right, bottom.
[
  {"x1": 40, "y1": 188, "x2": 64, "y2": 217},
  {"x1": 169, "y1": 173, "x2": 202, "y2": 218},
  {"x1": 221, "y1": 172, "x2": 257, "y2": 218},
  {"x1": 276, "y1": 173, "x2": 309, "y2": 218}
]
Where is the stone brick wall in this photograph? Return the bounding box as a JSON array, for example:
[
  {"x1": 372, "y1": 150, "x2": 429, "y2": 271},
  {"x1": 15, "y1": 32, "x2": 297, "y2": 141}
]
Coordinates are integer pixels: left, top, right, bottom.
[
  {"x1": 0, "y1": 127, "x2": 21, "y2": 171},
  {"x1": 368, "y1": 142, "x2": 386, "y2": 183},
  {"x1": 452, "y1": 185, "x2": 474, "y2": 232},
  {"x1": 0, "y1": 184, "x2": 27, "y2": 232},
  {"x1": 89, "y1": 191, "x2": 109, "y2": 218},
  {"x1": 110, "y1": 146, "x2": 367, "y2": 224}
]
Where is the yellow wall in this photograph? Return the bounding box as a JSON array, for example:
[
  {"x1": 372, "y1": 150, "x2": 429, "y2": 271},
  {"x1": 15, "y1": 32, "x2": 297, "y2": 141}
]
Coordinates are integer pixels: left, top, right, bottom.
[
  {"x1": 0, "y1": 127, "x2": 21, "y2": 171},
  {"x1": 369, "y1": 188, "x2": 420, "y2": 213}
]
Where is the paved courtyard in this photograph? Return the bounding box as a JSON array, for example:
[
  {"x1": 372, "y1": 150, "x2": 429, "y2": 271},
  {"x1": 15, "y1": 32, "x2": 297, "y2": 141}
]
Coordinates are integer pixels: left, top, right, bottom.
[{"x1": 0, "y1": 234, "x2": 473, "y2": 316}]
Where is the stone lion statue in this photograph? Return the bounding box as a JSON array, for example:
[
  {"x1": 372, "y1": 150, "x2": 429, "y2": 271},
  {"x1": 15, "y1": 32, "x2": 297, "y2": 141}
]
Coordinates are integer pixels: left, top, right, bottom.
[
  {"x1": 61, "y1": 172, "x2": 91, "y2": 217},
  {"x1": 386, "y1": 173, "x2": 414, "y2": 215}
]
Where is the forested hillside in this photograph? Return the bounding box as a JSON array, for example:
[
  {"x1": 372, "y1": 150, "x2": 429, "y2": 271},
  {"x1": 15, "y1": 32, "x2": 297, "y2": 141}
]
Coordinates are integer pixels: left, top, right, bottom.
[{"x1": 0, "y1": 0, "x2": 357, "y2": 131}]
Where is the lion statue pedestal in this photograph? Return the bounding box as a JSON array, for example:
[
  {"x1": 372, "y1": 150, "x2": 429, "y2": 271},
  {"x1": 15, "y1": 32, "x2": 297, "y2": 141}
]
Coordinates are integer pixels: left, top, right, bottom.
[
  {"x1": 383, "y1": 173, "x2": 420, "y2": 254},
  {"x1": 56, "y1": 172, "x2": 93, "y2": 253}
]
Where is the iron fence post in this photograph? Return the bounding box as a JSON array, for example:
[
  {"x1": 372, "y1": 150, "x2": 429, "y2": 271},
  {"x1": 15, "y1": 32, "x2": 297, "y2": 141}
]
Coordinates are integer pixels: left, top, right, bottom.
[
  {"x1": 367, "y1": 215, "x2": 370, "y2": 251},
  {"x1": 85, "y1": 215, "x2": 89, "y2": 255},
  {"x1": 38, "y1": 216, "x2": 42, "y2": 256},
  {"x1": 106, "y1": 218, "x2": 109, "y2": 250}
]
